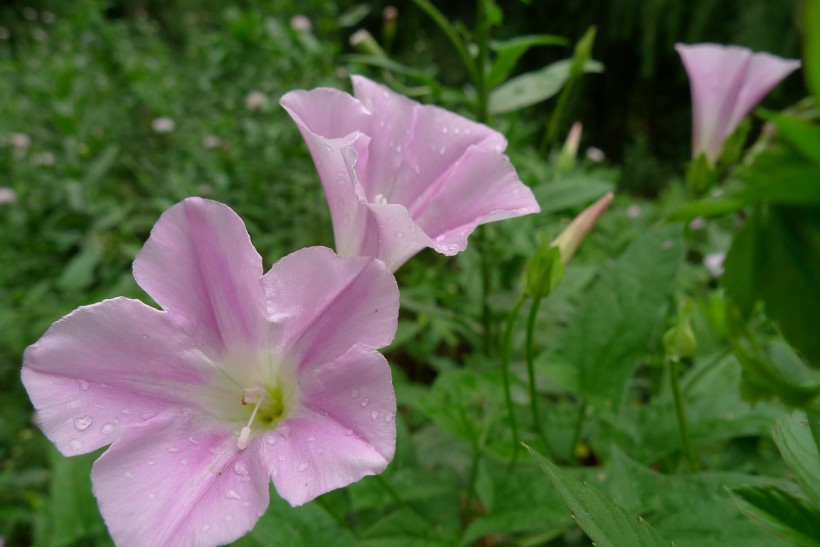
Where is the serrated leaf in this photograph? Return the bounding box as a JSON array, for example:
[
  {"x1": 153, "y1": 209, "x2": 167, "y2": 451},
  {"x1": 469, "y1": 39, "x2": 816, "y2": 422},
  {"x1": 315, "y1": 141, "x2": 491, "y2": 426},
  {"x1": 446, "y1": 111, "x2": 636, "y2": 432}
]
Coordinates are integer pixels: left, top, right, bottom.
[
  {"x1": 774, "y1": 411, "x2": 820, "y2": 507},
  {"x1": 235, "y1": 490, "x2": 356, "y2": 547},
  {"x1": 526, "y1": 446, "x2": 673, "y2": 547},
  {"x1": 731, "y1": 486, "x2": 820, "y2": 546},
  {"x1": 560, "y1": 225, "x2": 684, "y2": 409},
  {"x1": 489, "y1": 58, "x2": 602, "y2": 114}
]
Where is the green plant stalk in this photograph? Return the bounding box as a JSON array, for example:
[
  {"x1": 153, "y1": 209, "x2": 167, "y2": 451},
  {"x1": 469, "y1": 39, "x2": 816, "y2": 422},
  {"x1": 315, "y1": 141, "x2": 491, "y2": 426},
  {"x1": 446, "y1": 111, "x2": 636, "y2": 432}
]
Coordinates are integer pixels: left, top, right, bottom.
[
  {"x1": 569, "y1": 400, "x2": 587, "y2": 464},
  {"x1": 525, "y1": 296, "x2": 553, "y2": 457},
  {"x1": 477, "y1": 229, "x2": 493, "y2": 355},
  {"x1": 475, "y1": 0, "x2": 490, "y2": 123},
  {"x1": 502, "y1": 293, "x2": 527, "y2": 460},
  {"x1": 669, "y1": 357, "x2": 699, "y2": 471},
  {"x1": 410, "y1": 0, "x2": 479, "y2": 86}
]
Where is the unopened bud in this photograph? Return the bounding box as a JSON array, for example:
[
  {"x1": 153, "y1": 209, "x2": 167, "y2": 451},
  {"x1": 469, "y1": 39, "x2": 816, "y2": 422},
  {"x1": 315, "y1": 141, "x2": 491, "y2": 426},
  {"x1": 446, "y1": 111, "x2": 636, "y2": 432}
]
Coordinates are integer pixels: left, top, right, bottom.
[
  {"x1": 382, "y1": 6, "x2": 398, "y2": 48},
  {"x1": 556, "y1": 122, "x2": 582, "y2": 174},
  {"x1": 525, "y1": 243, "x2": 564, "y2": 298},
  {"x1": 350, "y1": 29, "x2": 387, "y2": 58},
  {"x1": 663, "y1": 299, "x2": 698, "y2": 360},
  {"x1": 552, "y1": 192, "x2": 614, "y2": 264}
]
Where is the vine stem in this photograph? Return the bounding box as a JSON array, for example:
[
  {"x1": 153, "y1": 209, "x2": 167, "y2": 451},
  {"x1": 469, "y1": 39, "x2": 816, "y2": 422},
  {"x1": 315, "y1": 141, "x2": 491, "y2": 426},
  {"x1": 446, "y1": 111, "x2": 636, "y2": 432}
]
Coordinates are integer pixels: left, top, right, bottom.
[
  {"x1": 501, "y1": 293, "x2": 526, "y2": 462},
  {"x1": 525, "y1": 296, "x2": 554, "y2": 457},
  {"x1": 669, "y1": 357, "x2": 699, "y2": 471}
]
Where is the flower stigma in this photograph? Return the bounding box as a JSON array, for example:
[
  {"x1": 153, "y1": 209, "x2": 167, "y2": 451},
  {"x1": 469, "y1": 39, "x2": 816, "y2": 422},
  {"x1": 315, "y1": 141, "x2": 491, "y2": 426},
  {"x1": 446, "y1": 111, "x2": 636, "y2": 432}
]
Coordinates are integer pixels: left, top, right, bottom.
[{"x1": 237, "y1": 382, "x2": 288, "y2": 450}]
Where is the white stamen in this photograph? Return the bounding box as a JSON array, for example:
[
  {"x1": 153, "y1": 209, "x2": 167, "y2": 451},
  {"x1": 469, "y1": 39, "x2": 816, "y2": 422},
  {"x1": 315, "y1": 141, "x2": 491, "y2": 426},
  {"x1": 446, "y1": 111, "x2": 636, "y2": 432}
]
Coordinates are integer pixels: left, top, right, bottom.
[
  {"x1": 373, "y1": 193, "x2": 388, "y2": 205},
  {"x1": 237, "y1": 389, "x2": 266, "y2": 450}
]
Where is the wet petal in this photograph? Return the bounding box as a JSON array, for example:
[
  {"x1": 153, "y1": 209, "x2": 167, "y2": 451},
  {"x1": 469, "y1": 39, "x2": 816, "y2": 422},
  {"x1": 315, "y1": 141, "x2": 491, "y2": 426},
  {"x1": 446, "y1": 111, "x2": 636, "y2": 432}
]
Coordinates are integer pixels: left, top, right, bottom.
[
  {"x1": 262, "y1": 247, "x2": 398, "y2": 371},
  {"x1": 133, "y1": 197, "x2": 267, "y2": 359},
  {"x1": 21, "y1": 297, "x2": 213, "y2": 455},
  {"x1": 262, "y1": 345, "x2": 395, "y2": 506},
  {"x1": 92, "y1": 413, "x2": 269, "y2": 547}
]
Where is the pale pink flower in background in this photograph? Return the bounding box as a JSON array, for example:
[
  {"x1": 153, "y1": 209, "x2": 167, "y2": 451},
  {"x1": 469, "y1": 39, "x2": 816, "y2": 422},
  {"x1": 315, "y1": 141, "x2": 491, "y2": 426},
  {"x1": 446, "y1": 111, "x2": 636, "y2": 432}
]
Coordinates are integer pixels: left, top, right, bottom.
[
  {"x1": 704, "y1": 251, "x2": 726, "y2": 277},
  {"x1": 676, "y1": 43, "x2": 800, "y2": 163},
  {"x1": 689, "y1": 217, "x2": 706, "y2": 231},
  {"x1": 626, "y1": 205, "x2": 641, "y2": 218},
  {"x1": 10, "y1": 133, "x2": 31, "y2": 149},
  {"x1": 22, "y1": 198, "x2": 399, "y2": 546},
  {"x1": 202, "y1": 134, "x2": 222, "y2": 150},
  {"x1": 281, "y1": 76, "x2": 540, "y2": 271},
  {"x1": 245, "y1": 91, "x2": 267, "y2": 111},
  {"x1": 152, "y1": 117, "x2": 175, "y2": 134},
  {"x1": 0, "y1": 27, "x2": 9, "y2": 40},
  {"x1": 290, "y1": 15, "x2": 312, "y2": 33},
  {"x1": 585, "y1": 146, "x2": 605, "y2": 162},
  {"x1": 0, "y1": 187, "x2": 16, "y2": 205}
]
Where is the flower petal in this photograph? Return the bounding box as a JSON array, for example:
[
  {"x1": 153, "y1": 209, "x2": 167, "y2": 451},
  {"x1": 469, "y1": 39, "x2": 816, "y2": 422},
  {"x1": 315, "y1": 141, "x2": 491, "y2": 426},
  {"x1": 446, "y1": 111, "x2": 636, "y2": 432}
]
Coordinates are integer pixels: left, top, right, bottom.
[
  {"x1": 411, "y1": 145, "x2": 540, "y2": 254},
  {"x1": 92, "y1": 413, "x2": 269, "y2": 547},
  {"x1": 21, "y1": 297, "x2": 213, "y2": 455},
  {"x1": 262, "y1": 345, "x2": 396, "y2": 506},
  {"x1": 262, "y1": 247, "x2": 398, "y2": 371},
  {"x1": 133, "y1": 197, "x2": 267, "y2": 359},
  {"x1": 676, "y1": 43, "x2": 800, "y2": 161}
]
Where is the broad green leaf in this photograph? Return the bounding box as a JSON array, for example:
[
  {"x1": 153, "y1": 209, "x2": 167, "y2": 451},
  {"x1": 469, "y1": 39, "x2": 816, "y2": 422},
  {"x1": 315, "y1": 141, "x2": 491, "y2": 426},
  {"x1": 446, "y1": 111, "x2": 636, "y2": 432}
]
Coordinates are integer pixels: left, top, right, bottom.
[
  {"x1": 804, "y1": 0, "x2": 820, "y2": 103},
  {"x1": 57, "y1": 236, "x2": 103, "y2": 293},
  {"x1": 34, "y1": 450, "x2": 110, "y2": 547},
  {"x1": 526, "y1": 446, "x2": 673, "y2": 547},
  {"x1": 236, "y1": 490, "x2": 356, "y2": 547},
  {"x1": 736, "y1": 145, "x2": 820, "y2": 206},
  {"x1": 360, "y1": 509, "x2": 456, "y2": 547},
  {"x1": 489, "y1": 58, "x2": 603, "y2": 114},
  {"x1": 722, "y1": 209, "x2": 763, "y2": 318},
  {"x1": 560, "y1": 225, "x2": 684, "y2": 409},
  {"x1": 461, "y1": 461, "x2": 574, "y2": 545},
  {"x1": 731, "y1": 486, "x2": 820, "y2": 546},
  {"x1": 774, "y1": 411, "x2": 820, "y2": 507},
  {"x1": 666, "y1": 196, "x2": 748, "y2": 221},
  {"x1": 607, "y1": 448, "x2": 791, "y2": 546},
  {"x1": 765, "y1": 113, "x2": 820, "y2": 165},
  {"x1": 488, "y1": 34, "x2": 569, "y2": 87}
]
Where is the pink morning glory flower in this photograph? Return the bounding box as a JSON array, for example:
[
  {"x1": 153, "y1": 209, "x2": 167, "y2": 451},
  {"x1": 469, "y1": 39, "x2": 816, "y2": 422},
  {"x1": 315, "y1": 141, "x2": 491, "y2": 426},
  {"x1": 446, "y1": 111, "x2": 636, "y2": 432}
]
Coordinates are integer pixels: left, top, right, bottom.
[
  {"x1": 21, "y1": 198, "x2": 399, "y2": 546},
  {"x1": 676, "y1": 43, "x2": 800, "y2": 163},
  {"x1": 281, "y1": 76, "x2": 540, "y2": 272}
]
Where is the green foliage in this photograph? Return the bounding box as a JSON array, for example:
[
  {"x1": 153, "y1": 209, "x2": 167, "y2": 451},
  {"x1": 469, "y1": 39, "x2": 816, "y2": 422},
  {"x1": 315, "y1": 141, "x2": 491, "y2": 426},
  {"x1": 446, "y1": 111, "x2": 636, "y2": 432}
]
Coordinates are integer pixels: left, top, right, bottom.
[
  {"x1": 560, "y1": 224, "x2": 684, "y2": 409},
  {"x1": 731, "y1": 486, "x2": 820, "y2": 546},
  {"x1": 774, "y1": 411, "x2": 820, "y2": 508},
  {"x1": 526, "y1": 445, "x2": 673, "y2": 547}
]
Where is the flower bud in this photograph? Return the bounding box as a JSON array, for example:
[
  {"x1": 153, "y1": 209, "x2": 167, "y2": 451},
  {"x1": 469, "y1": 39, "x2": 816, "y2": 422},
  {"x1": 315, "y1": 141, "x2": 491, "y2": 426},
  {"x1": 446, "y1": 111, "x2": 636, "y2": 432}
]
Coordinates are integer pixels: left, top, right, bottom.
[
  {"x1": 663, "y1": 299, "x2": 698, "y2": 360},
  {"x1": 552, "y1": 192, "x2": 613, "y2": 264}
]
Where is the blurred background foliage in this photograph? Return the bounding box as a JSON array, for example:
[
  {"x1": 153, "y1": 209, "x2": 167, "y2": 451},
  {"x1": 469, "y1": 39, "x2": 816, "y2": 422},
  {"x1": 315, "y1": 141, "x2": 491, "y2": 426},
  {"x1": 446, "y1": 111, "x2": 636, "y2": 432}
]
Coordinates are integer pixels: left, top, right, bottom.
[{"x1": 0, "y1": 0, "x2": 815, "y2": 546}]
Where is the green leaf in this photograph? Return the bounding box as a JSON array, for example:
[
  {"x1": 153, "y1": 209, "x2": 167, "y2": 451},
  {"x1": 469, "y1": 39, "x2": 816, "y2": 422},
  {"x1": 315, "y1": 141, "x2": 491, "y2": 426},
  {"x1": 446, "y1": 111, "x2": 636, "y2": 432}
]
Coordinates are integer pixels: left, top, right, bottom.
[
  {"x1": 736, "y1": 145, "x2": 820, "y2": 206},
  {"x1": 731, "y1": 486, "x2": 820, "y2": 546},
  {"x1": 57, "y1": 236, "x2": 103, "y2": 293},
  {"x1": 34, "y1": 449, "x2": 110, "y2": 547},
  {"x1": 526, "y1": 446, "x2": 673, "y2": 547},
  {"x1": 774, "y1": 411, "x2": 820, "y2": 507},
  {"x1": 489, "y1": 58, "x2": 603, "y2": 114},
  {"x1": 337, "y1": 4, "x2": 371, "y2": 28},
  {"x1": 360, "y1": 509, "x2": 455, "y2": 547},
  {"x1": 533, "y1": 173, "x2": 615, "y2": 216},
  {"x1": 235, "y1": 490, "x2": 356, "y2": 547},
  {"x1": 803, "y1": 0, "x2": 820, "y2": 103},
  {"x1": 722, "y1": 209, "x2": 763, "y2": 318},
  {"x1": 560, "y1": 225, "x2": 684, "y2": 409},
  {"x1": 488, "y1": 34, "x2": 568, "y2": 88},
  {"x1": 765, "y1": 113, "x2": 820, "y2": 165}
]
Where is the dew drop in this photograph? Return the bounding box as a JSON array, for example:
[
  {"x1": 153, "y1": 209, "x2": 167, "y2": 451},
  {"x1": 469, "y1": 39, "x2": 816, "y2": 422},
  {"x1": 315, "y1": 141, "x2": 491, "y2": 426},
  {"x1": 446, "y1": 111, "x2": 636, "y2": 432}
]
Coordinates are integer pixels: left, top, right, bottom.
[
  {"x1": 147, "y1": 460, "x2": 156, "y2": 465},
  {"x1": 167, "y1": 447, "x2": 179, "y2": 453},
  {"x1": 101, "y1": 422, "x2": 115, "y2": 434},
  {"x1": 148, "y1": 492, "x2": 156, "y2": 499},
  {"x1": 395, "y1": 144, "x2": 402, "y2": 153},
  {"x1": 307, "y1": 435, "x2": 316, "y2": 443},
  {"x1": 382, "y1": 90, "x2": 390, "y2": 99},
  {"x1": 242, "y1": 502, "x2": 250, "y2": 508},
  {"x1": 385, "y1": 411, "x2": 396, "y2": 423},
  {"x1": 225, "y1": 515, "x2": 233, "y2": 522},
  {"x1": 202, "y1": 524, "x2": 210, "y2": 532},
  {"x1": 454, "y1": 127, "x2": 461, "y2": 134},
  {"x1": 441, "y1": 127, "x2": 448, "y2": 134},
  {"x1": 379, "y1": 120, "x2": 385, "y2": 128},
  {"x1": 181, "y1": 459, "x2": 189, "y2": 466},
  {"x1": 318, "y1": 448, "x2": 326, "y2": 455},
  {"x1": 77, "y1": 379, "x2": 90, "y2": 391},
  {"x1": 69, "y1": 438, "x2": 84, "y2": 451},
  {"x1": 344, "y1": 429, "x2": 354, "y2": 437},
  {"x1": 68, "y1": 400, "x2": 81, "y2": 409},
  {"x1": 325, "y1": 144, "x2": 332, "y2": 152},
  {"x1": 124, "y1": 471, "x2": 134, "y2": 478},
  {"x1": 439, "y1": 146, "x2": 446, "y2": 155},
  {"x1": 395, "y1": 231, "x2": 405, "y2": 239},
  {"x1": 278, "y1": 454, "x2": 286, "y2": 461},
  {"x1": 120, "y1": 408, "x2": 130, "y2": 415},
  {"x1": 140, "y1": 412, "x2": 155, "y2": 421},
  {"x1": 234, "y1": 461, "x2": 249, "y2": 475},
  {"x1": 264, "y1": 435, "x2": 277, "y2": 445},
  {"x1": 73, "y1": 415, "x2": 94, "y2": 431},
  {"x1": 360, "y1": 398, "x2": 369, "y2": 408},
  {"x1": 371, "y1": 410, "x2": 379, "y2": 421},
  {"x1": 297, "y1": 462, "x2": 309, "y2": 472},
  {"x1": 226, "y1": 490, "x2": 241, "y2": 500},
  {"x1": 99, "y1": 383, "x2": 112, "y2": 389},
  {"x1": 187, "y1": 435, "x2": 199, "y2": 444},
  {"x1": 278, "y1": 424, "x2": 291, "y2": 438},
  {"x1": 350, "y1": 389, "x2": 360, "y2": 399}
]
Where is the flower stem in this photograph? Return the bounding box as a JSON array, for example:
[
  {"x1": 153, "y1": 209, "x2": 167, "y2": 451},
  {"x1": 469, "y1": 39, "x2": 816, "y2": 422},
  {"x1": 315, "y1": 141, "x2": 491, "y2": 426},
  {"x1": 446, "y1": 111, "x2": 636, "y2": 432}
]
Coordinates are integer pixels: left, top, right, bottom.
[
  {"x1": 410, "y1": 0, "x2": 479, "y2": 86},
  {"x1": 474, "y1": 0, "x2": 490, "y2": 123},
  {"x1": 501, "y1": 293, "x2": 526, "y2": 461},
  {"x1": 525, "y1": 295, "x2": 553, "y2": 457},
  {"x1": 669, "y1": 357, "x2": 699, "y2": 471}
]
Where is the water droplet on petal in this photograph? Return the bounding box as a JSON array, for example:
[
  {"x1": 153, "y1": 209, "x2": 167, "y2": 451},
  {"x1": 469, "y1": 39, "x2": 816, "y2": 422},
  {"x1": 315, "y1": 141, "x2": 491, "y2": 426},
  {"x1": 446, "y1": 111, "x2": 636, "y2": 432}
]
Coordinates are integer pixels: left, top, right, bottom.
[
  {"x1": 167, "y1": 447, "x2": 179, "y2": 453},
  {"x1": 242, "y1": 501, "x2": 250, "y2": 508},
  {"x1": 297, "y1": 462, "x2": 309, "y2": 472},
  {"x1": 264, "y1": 435, "x2": 277, "y2": 445},
  {"x1": 225, "y1": 515, "x2": 233, "y2": 522},
  {"x1": 439, "y1": 146, "x2": 446, "y2": 155},
  {"x1": 181, "y1": 459, "x2": 189, "y2": 466},
  {"x1": 360, "y1": 398, "x2": 369, "y2": 408},
  {"x1": 77, "y1": 379, "x2": 89, "y2": 391},
  {"x1": 73, "y1": 415, "x2": 93, "y2": 431},
  {"x1": 147, "y1": 460, "x2": 156, "y2": 465},
  {"x1": 99, "y1": 383, "x2": 112, "y2": 389},
  {"x1": 278, "y1": 424, "x2": 291, "y2": 438},
  {"x1": 69, "y1": 438, "x2": 84, "y2": 451},
  {"x1": 324, "y1": 144, "x2": 332, "y2": 152},
  {"x1": 382, "y1": 90, "x2": 390, "y2": 99},
  {"x1": 278, "y1": 454, "x2": 286, "y2": 461},
  {"x1": 202, "y1": 524, "x2": 210, "y2": 532},
  {"x1": 140, "y1": 412, "x2": 155, "y2": 421},
  {"x1": 187, "y1": 435, "x2": 199, "y2": 444},
  {"x1": 120, "y1": 408, "x2": 130, "y2": 415},
  {"x1": 307, "y1": 435, "x2": 316, "y2": 443},
  {"x1": 101, "y1": 422, "x2": 115, "y2": 434},
  {"x1": 441, "y1": 127, "x2": 448, "y2": 134},
  {"x1": 68, "y1": 400, "x2": 81, "y2": 409},
  {"x1": 124, "y1": 471, "x2": 134, "y2": 478},
  {"x1": 226, "y1": 490, "x2": 241, "y2": 500},
  {"x1": 385, "y1": 411, "x2": 396, "y2": 423},
  {"x1": 148, "y1": 492, "x2": 156, "y2": 499},
  {"x1": 234, "y1": 461, "x2": 249, "y2": 475},
  {"x1": 395, "y1": 232, "x2": 405, "y2": 239},
  {"x1": 371, "y1": 410, "x2": 379, "y2": 421},
  {"x1": 350, "y1": 389, "x2": 359, "y2": 399}
]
